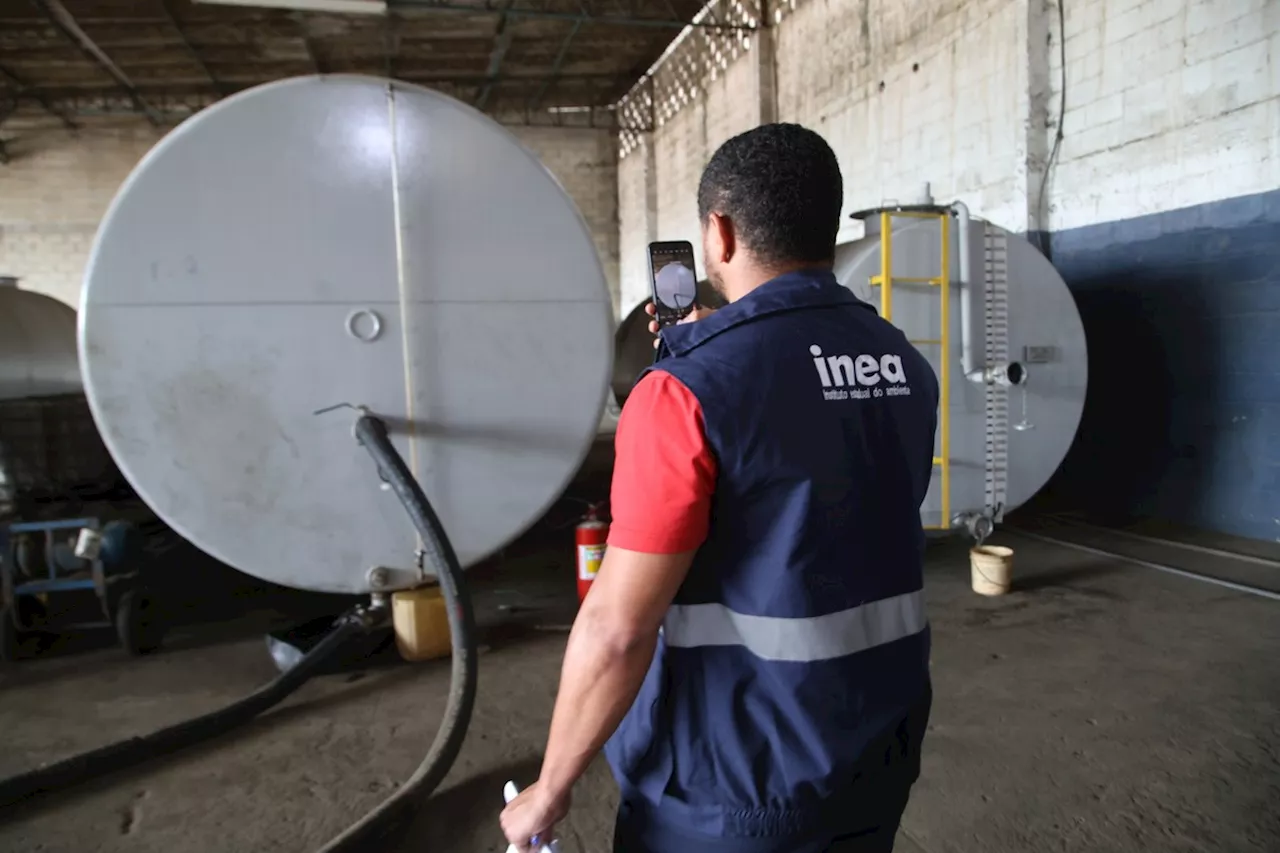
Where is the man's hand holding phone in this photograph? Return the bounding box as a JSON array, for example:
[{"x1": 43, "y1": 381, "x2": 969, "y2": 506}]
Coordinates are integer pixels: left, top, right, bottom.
[{"x1": 646, "y1": 301, "x2": 716, "y2": 349}]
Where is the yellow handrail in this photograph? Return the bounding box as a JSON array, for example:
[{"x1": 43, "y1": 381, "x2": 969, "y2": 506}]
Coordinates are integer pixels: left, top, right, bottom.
[
  {"x1": 879, "y1": 211, "x2": 893, "y2": 322},
  {"x1": 870, "y1": 209, "x2": 951, "y2": 530}
]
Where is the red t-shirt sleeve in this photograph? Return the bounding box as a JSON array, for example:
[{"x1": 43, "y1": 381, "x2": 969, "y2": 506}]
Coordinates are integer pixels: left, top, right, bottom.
[{"x1": 608, "y1": 371, "x2": 717, "y2": 554}]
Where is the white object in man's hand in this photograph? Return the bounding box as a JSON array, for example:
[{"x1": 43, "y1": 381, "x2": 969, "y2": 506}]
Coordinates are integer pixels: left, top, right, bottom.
[
  {"x1": 501, "y1": 780, "x2": 565, "y2": 853},
  {"x1": 646, "y1": 301, "x2": 717, "y2": 348}
]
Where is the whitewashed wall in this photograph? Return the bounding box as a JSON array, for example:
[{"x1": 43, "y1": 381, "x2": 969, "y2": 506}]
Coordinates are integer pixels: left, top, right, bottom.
[
  {"x1": 777, "y1": 0, "x2": 1032, "y2": 239},
  {"x1": 1047, "y1": 0, "x2": 1279, "y2": 230},
  {"x1": 620, "y1": 0, "x2": 1280, "y2": 262}
]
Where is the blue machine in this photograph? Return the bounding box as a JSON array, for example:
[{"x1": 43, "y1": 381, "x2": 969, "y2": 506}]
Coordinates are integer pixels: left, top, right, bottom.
[{"x1": 0, "y1": 516, "x2": 162, "y2": 662}]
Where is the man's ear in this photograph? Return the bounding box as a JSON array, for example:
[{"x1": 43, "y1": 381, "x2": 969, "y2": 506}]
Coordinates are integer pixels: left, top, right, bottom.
[{"x1": 707, "y1": 212, "x2": 736, "y2": 264}]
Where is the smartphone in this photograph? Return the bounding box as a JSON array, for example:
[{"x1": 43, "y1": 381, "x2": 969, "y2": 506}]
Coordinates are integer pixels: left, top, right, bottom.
[{"x1": 648, "y1": 240, "x2": 699, "y2": 329}]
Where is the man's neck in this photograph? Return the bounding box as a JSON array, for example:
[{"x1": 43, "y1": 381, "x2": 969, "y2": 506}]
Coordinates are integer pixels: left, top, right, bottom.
[{"x1": 724, "y1": 261, "x2": 832, "y2": 303}]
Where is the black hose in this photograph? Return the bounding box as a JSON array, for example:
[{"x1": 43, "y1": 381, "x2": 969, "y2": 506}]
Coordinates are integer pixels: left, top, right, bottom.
[
  {"x1": 0, "y1": 410, "x2": 479, "y2": 851},
  {"x1": 312, "y1": 415, "x2": 479, "y2": 852},
  {"x1": 0, "y1": 609, "x2": 372, "y2": 812}
]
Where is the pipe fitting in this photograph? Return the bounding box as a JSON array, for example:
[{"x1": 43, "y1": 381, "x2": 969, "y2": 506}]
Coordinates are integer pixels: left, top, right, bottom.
[
  {"x1": 960, "y1": 512, "x2": 997, "y2": 544},
  {"x1": 950, "y1": 201, "x2": 981, "y2": 379},
  {"x1": 969, "y1": 361, "x2": 1027, "y2": 386}
]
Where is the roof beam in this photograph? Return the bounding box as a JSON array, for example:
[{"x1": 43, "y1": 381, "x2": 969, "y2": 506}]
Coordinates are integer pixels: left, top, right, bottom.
[
  {"x1": 390, "y1": 0, "x2": 752, "y2": 30},
  {"x1": 383, "y1": 15, "x2": 398, "y2": 78},
  {"x1": 0, "y1": 61, "x2": 79, "y2": 130},
  {"x1": 159, "y1": 0, "x2": 226, "y2": 95},
  {"x1": 528, "y1": 18, "x2": 583, "y2": 111},
  {"x1": 474, "y1": 0, "x2": 518, "y2": 110},
  {"x1": 23, "y1": 70, "x2": 624, "y2": 91},
  {"x1": 22, "y1": 72, "x2": 635, "y2": 104},
  {"x1": 32, "y1": 0, "x2": 164, "y2": 125},
  {"x1": 35, "y1": 88, "x2": 642, "y2": 130},
  {"x1": 303, "y1": 34, "x2": 327, "y2": 73}
]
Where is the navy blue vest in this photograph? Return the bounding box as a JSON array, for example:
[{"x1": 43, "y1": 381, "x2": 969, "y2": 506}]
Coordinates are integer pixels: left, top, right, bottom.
[{"x1": 604, "y1": 269, "x2": 938, "y2": 838}]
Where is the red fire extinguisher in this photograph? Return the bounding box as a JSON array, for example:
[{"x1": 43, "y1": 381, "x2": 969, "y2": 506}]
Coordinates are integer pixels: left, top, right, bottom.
[{"x1": 575, "y1": 502, "x2": 609, "y2": 604}]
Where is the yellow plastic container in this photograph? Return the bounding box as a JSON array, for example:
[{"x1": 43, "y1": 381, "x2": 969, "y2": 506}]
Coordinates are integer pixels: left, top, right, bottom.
[{"x1": 392, "y1": 585, "x2": 453, "y2": 662}]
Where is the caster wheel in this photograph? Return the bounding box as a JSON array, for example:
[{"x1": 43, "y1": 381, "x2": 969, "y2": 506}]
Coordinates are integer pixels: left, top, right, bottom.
[
  {"x1": 1, "y1": 605, "x2": 20, "y2": 664},
  {"x1": 116, "y1": 589, "x2": 164, "y2": 656}
]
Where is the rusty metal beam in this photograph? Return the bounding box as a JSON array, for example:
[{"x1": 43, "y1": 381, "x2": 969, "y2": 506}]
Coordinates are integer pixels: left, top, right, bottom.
[
  {"x1": 33, "y1": 0, "x2": 164, "y2": 125},
  {"x1": 23, "y1": 71, "x2": 627, "y2": 98},
  {"x1": 303, "y1": 35, "x2": 326, "y2": 73},
  {"x1": 20, "y1": 72, "x2": 643, "y2": 123},
  {"x1": 383, "y1": 15, "x2": 398, "y2": 78},
  {"x1": 400, "y1": 69, "x2": 626, "y2": 85},
  {"x1": 474, "y1": 0, "x2": 517, "y2": 109},
  {"x1": 528, "y1": 17, "x2": 583, "y2": 111},
  {"x1": 0, "y1": 62, "x2": 79, "y2": 130},
  {"x1": 0, "y1": 97, "x2": 13, "y2": 161},
  {"x1": 159, "y1": 0, "x2": 226, "y2": 95},
  {"x1": 36, "y1": 87, "x2": 644, "y2": 131},
  {"x1": 391, "y1": 0, "x2": 751, "y2": 30}
]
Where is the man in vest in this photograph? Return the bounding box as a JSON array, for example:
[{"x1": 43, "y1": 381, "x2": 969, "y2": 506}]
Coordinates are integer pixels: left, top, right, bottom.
[{"x1": 502, "y1": 123, "x2": 938, "y2": 852}]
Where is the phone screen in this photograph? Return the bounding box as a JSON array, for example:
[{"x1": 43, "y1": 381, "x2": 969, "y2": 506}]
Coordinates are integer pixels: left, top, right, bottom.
[{"x1": 648, "y1": 241, "x2": 698, "y2": 328}]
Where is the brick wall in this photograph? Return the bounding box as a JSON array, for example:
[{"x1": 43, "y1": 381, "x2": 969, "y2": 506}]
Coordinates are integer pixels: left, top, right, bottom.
[
  {"x1": 1042, "y1": 190, "x2": 1280, "y2": 541},
  {"x1": 618, "y1": 137, "x2": 658, "y2": 312},
  {"x1": 650, "y1": 51, "x2": 760, "y2": 282},
  {"x1": 0, "y1": 115, "x2": 620, "y2": 315},
  {"x1": 620, "y1": 0, "x2": 1037, "y2": 257},
  {"x1": 1038, "y1": 0, "x2": 1280, "y2": 541},
  {"x1": 515, "y1": 126, "x2": 621, "y2": 316},
  {"x1": 619, "y1": 0, "x2": 1280, "y2": 540},
  {"x1": 615, "y1": 14, "x2": 774, "y2": 316},
  {"x1": 1047, "y1": 0, "x2": 1278, "y2": 230},
  {"x1": 622, "y1": 0, "x2": 1278, "y2": 255},
  {"x1": 778, "y1": 0, "x2": 1032, "y2": 238},
  {"x1": 0, "y1": 118, "x2": 165, "y2": 307}
]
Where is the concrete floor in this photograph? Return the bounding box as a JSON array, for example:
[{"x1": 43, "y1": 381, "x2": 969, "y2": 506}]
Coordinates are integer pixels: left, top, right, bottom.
[{"x1": 1, "y1": 532, "x2": 1277, "y2": 853}]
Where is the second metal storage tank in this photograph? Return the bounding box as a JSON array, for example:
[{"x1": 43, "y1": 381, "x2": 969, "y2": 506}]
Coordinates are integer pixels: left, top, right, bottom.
[
  {"x1": 608, "y1": 202, "x2": 1089, "y2": 539},
  {"x1": 835, "y1": 202, "x2": 1088, "y2": 537},
  {"x1": 612, "y1": 278, "x2": 723, "y2": 408},
  {"x1": 0, "y1": 278, "x2": 81, "y2": 401},
  {"x1": 0, "y1": 280, "x2": 124, "y2": 510}
]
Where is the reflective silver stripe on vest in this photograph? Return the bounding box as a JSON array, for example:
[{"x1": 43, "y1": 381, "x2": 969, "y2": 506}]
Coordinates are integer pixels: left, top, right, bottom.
[{"x1": 662, "y1": 590, "x2": 926, "y2": 662}]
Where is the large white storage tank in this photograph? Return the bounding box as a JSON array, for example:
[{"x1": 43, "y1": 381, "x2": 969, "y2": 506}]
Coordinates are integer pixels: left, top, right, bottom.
[
  {"x1": 0, "y1": 279, "x2": 81, "y2": 401},
  {"x1": 0, "y1": 279, "x2": 123, "y2": 508},
  {"x1": 612, "y1": 278, "x2": 723, "y2": 409},
  {"x1": 78, "y1": 75, "x2": 614, "y2": 595},
  {"x1": 835, "y1": 203, "x2": 1088, "y2": 536},
  {"x1": 609, "y1": 204, "x2": 1088, "y2": 537}
]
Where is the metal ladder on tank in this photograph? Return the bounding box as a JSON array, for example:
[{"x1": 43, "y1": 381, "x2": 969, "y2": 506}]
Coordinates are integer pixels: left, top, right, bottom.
[
  {"x1": 983, "y1": 227, "x2": 1010, "y2": 520},
  {"x1": 869, "y1": 209, "x2": 952, "y2": 531}
]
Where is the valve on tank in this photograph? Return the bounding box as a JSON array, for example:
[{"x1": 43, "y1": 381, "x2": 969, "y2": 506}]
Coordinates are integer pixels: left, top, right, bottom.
[
  {"x1": 973, "y1": 361, "x2": 1027, "y2": 386},
  {"x1": 959, "y1": 511, "x2": 997, "y2": 545}
]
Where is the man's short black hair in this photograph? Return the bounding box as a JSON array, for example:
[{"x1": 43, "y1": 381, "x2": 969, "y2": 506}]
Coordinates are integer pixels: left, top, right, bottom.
[{"x1": 697, "y1": 123, "x2": 844, "y2": 266}]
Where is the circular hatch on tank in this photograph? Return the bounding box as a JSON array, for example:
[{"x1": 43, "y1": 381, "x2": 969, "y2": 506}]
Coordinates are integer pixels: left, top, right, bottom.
[{"x1": 80, "y1": 75, "x2": 614, "y2": 594}]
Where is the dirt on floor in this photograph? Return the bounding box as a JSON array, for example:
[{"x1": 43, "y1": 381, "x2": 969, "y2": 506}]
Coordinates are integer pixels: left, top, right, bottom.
[{"x1": 0, "y1": 533, "x2": 1277, "y2": 853}]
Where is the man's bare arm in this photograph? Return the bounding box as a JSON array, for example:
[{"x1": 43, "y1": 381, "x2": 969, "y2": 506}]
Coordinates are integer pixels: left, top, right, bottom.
[
  {"x1": 499, "y1": 545, "x2": 695, "y2": 847},
  {"x1": 538, "y1": 544, "x2": 696, "y2": 798}
]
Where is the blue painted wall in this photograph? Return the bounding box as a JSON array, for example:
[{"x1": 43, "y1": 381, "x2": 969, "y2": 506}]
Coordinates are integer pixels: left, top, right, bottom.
[{"x1": 1035, "y1": 189, "x2": 1280, "y2": 542}]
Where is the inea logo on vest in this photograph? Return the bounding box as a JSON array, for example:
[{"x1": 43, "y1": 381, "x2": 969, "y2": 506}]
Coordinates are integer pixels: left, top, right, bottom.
[{"x1": 810, "y1": 345, "x2": 912, "y2": 401}]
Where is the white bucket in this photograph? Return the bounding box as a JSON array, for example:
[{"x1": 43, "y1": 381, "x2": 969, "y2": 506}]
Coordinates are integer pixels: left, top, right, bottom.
[{"x1": 970, "y1": 545, "x2": 1014, "y2": 596}]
